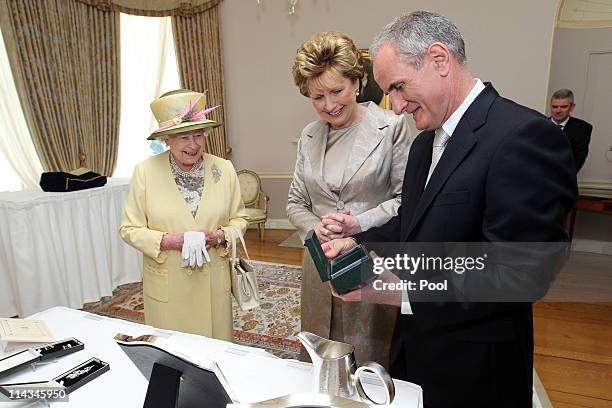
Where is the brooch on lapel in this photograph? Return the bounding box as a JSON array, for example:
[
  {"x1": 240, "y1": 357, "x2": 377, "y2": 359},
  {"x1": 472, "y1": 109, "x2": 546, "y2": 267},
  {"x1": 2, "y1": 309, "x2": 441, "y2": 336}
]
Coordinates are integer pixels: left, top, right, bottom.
[{"x1": 211, "y1": 164, "x2": 222, "y2": 183}]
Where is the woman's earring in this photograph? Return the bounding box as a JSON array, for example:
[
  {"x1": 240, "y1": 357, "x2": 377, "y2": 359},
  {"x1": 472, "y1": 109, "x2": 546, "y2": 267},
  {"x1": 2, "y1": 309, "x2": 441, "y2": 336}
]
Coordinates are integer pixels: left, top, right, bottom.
[{"x1": 356, "y1": 90, "x2": 360, "y2": 96}]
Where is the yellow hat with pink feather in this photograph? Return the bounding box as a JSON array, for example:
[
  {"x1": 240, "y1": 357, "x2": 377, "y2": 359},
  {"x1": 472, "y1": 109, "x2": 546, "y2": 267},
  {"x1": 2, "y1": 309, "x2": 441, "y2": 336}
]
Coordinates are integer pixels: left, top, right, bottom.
[{"x1": 148, "y1": 89, "x2": 221, "y2": 140}]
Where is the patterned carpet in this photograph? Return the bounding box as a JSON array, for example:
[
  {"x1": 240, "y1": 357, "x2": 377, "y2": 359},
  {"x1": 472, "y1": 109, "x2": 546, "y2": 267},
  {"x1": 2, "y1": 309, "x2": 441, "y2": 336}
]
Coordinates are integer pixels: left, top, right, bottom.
[{"x1": 82, "y1": 260, "x2": 302, "y2": 359}]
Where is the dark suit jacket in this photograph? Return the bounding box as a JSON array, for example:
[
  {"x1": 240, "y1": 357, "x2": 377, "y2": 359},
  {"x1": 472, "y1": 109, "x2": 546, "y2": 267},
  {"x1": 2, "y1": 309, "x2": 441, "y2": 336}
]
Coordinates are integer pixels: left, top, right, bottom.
[
  {"x1": 354, "y1": 84, "x2": 577, "y2": 408},
  {"x1": 563, "y1": 116, "x2": 592, "y2": 171}
]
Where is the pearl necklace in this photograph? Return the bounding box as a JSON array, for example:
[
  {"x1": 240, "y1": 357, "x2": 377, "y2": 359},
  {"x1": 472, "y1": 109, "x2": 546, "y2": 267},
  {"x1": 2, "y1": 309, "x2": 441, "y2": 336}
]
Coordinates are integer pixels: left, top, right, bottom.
[{"x1": 169, "y1": 154, "x2": 204, "y2": 177}]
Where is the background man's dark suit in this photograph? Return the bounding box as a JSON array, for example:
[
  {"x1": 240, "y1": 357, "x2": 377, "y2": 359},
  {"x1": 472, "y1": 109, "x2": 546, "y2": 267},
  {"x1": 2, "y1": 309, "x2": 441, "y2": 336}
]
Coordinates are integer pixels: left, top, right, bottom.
[
  {"x1": 354, "y1": 84, "x2": 577, "y2": 407},
  {"x1": 563, "y1": 116, "x2": 592, "y2": 171}
]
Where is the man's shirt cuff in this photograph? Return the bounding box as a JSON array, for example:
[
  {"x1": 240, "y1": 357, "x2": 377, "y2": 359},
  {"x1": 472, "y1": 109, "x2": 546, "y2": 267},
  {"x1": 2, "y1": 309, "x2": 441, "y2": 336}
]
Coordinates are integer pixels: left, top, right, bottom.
[{"x1": 401, "y1": 289, "x2": 413, "y2": 315}]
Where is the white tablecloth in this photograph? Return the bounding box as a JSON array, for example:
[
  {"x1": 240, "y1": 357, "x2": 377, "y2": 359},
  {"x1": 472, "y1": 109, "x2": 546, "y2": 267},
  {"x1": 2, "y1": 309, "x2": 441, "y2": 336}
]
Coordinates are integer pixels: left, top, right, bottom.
[
  {"x1": 0, "y1": 179, "x2": 142, "y2": 317},
  {"x1": 0, "y1": 307, "x2": 423, "y2": 407}
]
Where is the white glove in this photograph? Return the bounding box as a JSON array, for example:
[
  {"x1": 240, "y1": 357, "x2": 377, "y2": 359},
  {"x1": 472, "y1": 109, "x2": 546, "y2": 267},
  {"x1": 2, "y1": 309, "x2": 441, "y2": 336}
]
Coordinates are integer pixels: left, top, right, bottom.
[{"x1": 181, "y1": 231, "x2": 210, "y2": 268}]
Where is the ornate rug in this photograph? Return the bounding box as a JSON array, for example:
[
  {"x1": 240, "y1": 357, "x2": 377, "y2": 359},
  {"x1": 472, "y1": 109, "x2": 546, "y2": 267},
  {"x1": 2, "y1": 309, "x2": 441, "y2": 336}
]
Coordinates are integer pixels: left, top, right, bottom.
[{"x1": 82, "y1": 260, "x2": 302, "y2": 359}]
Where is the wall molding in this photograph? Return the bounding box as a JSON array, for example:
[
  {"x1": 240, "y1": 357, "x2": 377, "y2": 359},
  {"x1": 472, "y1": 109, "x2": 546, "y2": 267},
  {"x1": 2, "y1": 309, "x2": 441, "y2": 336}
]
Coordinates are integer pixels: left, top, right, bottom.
[
  {"x1": 265, "y1": 218, "x2": 294, "y2": 229},
  {"x1": 572, "y1": 238, "x2": 612, "y2": 255},
  {"x1": 256, "y1": 222, "x2": 612, "y2": 256},
  {"x1": 257, "y1": 222, "x2": 612, "y2": 255},
  {"x1": 578, "y1": 180, "x2": 612, "y2": 198},
  {"x1": 557, "y1": 20, "x2": 612, "y2": 29},
  {"x1": 257, "y1": 172, "x2": 293, "y2": 180},
  {"x1": 247, "y1": 218, "x2": 294, "y2": 229},
  {"x1": 557, "y1": 0, "x2": 612, "y2": 29},
  {"x1": 254, "y1": 177, "x2": 612, "y2": 190}
]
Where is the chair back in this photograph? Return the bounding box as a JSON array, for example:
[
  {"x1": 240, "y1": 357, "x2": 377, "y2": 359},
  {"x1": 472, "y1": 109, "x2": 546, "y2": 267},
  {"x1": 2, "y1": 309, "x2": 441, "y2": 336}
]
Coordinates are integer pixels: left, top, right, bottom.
[{"x1": 237, "y1": 169, "x2": 261, "y2": 207}]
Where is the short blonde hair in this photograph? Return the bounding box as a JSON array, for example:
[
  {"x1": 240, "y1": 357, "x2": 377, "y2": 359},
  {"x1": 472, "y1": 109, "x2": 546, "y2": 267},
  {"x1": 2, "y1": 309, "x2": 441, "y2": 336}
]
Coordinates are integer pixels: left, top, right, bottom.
[{"x1": 292, "y1": 31, "x2": 364, "y2": 97}]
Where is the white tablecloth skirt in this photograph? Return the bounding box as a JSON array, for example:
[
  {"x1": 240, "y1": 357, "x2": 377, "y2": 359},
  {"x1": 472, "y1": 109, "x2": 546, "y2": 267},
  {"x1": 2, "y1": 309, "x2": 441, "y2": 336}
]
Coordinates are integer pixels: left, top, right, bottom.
[{"x1": 0, "y1": 179, "x2": 142, "y2": 317}]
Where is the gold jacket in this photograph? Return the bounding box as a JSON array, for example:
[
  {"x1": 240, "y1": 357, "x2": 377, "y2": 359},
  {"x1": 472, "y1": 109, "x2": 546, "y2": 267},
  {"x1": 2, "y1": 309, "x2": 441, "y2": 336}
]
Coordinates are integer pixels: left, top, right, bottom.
[{"x1": 287, "y1": 102, "x2": 413, "y2": 366}]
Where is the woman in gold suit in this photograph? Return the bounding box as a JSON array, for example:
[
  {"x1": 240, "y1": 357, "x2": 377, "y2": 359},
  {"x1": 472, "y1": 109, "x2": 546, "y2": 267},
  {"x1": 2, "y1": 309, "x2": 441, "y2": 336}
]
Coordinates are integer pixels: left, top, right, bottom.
[{"x1": 287, "y1": 32, "x2": 412, "y2": 366}]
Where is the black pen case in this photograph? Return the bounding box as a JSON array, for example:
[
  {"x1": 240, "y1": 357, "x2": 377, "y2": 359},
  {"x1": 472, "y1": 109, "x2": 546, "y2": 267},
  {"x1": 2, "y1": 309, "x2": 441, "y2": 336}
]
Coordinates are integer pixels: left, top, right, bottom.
[
  {"x1": 0, "y1": 338, "x2": 84, "y2": 380},
  {"x1": 0, "y1": 349, "x2": 40, "y2": 380},
  {"x1": 36, "y1": 338, "x2": 84, "y2": 361},
  {"x1": 0, "y1": 357, "x2": 109, "y2": 400},
  {"x1": 303, "y1": 230, "x2": 374, "y2": 294},
  {"x1": 53, "y1": 357, "x2": 110, "y2": 393}
]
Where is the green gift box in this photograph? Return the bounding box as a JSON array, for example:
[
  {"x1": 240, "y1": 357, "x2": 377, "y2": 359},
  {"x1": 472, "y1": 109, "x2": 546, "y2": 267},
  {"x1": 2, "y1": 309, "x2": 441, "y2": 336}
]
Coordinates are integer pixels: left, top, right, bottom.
[{"x1": 303, "y1": 230, "x2": 375, "y2": 294}]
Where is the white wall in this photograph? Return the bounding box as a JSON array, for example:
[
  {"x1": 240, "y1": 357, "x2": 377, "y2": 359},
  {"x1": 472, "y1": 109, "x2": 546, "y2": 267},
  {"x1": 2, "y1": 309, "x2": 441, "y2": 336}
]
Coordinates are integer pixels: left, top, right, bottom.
[
  {"x1": 220, "y1": 0, "x2": 559, "y2": 219},
  {"x1": 548, "y1": 27, "x2": 612, "y2": 186},
  {"x1": 548, "y1": 26, "x2": 612, "y2": 249}
]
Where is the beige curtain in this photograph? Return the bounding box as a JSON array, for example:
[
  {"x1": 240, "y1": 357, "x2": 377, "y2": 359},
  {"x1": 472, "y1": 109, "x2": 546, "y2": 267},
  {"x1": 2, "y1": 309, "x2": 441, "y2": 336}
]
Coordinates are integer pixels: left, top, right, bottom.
[
  {"x1": 79, "y1": 0, "x2": 229, "y2": 158},
  {"x1": 76, "y1": 0, "x2": 220, "y2": 17},
  {"x1": 0, "y1": 0, "x2": 119, "y2": 174},
  {"x1": 172, "y1": 7, "x2": 228, "y2": 158}
]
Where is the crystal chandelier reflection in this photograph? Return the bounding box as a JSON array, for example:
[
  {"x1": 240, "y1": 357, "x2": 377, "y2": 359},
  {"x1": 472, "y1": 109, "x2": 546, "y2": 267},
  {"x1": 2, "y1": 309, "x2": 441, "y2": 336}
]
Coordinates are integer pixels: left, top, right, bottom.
[{"x1": 256, "y1": 0, "x2": 299, "y2": 16}]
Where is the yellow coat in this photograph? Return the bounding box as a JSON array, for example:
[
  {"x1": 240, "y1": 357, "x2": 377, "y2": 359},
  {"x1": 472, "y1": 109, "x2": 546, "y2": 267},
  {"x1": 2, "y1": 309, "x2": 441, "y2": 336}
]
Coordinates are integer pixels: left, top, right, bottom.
[{"x1": 120, "y1": 151, "x2": 247, "y2": 340}]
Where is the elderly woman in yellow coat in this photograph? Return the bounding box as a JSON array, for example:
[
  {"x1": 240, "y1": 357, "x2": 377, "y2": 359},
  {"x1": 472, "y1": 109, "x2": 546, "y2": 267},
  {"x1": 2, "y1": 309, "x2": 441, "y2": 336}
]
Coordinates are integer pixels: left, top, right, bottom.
[{"x1": 120, "y1": 89, "x2": 247, "y2": 340}]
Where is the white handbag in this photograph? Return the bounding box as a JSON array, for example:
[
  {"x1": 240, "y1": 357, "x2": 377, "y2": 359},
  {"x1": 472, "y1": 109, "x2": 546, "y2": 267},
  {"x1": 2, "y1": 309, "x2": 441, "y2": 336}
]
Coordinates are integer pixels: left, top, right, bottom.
[{"x1": 227, "y1": 226, "x2": 261, "y2": 311}]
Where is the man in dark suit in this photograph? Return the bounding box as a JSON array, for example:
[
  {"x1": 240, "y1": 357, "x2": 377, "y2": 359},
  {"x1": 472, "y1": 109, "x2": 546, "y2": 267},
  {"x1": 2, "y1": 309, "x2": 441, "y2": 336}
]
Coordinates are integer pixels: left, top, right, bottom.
[
  {"x1": 321, "y1": 11, "x2": 577, "y2": 408},
  {"x1": 551, "y1": 88, "x2": 593, "y2": 171}
]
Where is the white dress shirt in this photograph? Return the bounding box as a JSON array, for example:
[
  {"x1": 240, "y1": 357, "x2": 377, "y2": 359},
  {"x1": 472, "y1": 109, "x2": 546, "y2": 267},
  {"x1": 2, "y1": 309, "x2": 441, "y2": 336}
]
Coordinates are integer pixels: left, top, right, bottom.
[
  {"x1": 551, "y1": 116, "x2": 569, "y2": 130},
  {"x1": 401, "y1": 78, "x2": 486, "y2": 315},
  {"x1": 424, "y1": 79, "x2": 486, "y2": 187}
]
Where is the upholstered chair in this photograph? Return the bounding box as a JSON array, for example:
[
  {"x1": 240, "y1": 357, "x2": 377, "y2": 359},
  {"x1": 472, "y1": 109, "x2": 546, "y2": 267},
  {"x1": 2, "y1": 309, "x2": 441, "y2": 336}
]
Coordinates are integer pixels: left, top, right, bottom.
[{"x1": 237, "y1": 169, "x2": 269, "y2": 241}]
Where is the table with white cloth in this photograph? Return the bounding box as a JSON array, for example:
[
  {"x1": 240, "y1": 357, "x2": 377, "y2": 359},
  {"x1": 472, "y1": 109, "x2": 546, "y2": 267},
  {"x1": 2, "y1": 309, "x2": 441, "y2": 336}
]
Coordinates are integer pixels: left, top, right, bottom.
[
  {"x1": 0, "y1": 179, "x2": 142, "y2": 318},
  {"x1": 0, "y1": 307, "x2": 423, "y2": 407}
]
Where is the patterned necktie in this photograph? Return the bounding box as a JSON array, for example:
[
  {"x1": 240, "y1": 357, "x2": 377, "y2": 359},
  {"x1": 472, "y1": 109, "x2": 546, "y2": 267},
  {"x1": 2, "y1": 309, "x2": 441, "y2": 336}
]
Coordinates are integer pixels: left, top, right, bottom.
[{"x1": 425, "y1": 128, "x2": 451, "y2": 187}]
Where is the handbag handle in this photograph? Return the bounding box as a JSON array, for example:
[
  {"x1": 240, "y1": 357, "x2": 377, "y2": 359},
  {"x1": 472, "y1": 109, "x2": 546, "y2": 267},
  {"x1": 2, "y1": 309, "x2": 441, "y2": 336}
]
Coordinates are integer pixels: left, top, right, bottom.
[
  {"x1": 226, "y1": 225, "x2": 249, "y2": 265},
  {"x1": 239, "y1": 267, "x2": 251, "y2": 297}
]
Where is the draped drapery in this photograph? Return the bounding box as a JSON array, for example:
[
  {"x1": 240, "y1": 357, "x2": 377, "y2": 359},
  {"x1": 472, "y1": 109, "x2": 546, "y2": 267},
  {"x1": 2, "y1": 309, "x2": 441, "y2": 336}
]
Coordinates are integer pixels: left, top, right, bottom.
[
  {"x1": 79, "y1": 0, "x2": 229, "y2": 158},
  {"x1": 0, "y1": 26, "x2": 44, "y2": 188},
  {"x1": 75, "y1": 0, "x2": 220, "y2": 17},
  {"x1": 113, "y1": 14, "x2": 180, "y2": 178},
  {"x1": 0, "y1": 0, "x2": 120, "y2": 175},
  {"x1": 1, "y1": 0, "x2": 226, "y2": 177},
  {"x1": 172, "y1": 7, "x2": 228, "y2": 158}
]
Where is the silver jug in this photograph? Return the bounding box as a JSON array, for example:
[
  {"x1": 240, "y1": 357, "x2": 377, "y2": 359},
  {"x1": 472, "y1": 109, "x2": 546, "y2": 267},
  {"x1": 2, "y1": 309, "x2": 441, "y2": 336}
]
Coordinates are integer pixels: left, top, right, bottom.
[{"x1": 297, "y1": 331, "x2": 395, "y2": 405}]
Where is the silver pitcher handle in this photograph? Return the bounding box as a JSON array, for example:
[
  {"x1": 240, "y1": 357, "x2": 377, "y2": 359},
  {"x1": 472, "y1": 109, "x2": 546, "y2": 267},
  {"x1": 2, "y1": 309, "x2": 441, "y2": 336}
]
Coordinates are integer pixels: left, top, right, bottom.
[{"x1": 354, "y1": 361, "x2": 395, "y2": 405}]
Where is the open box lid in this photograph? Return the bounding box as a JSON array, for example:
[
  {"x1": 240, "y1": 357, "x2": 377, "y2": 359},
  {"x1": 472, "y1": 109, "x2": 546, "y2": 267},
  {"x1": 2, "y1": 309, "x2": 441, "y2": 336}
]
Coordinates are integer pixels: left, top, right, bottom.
[{"x1": 303, "y1": 230, "x2": 331, "y2": 282}]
